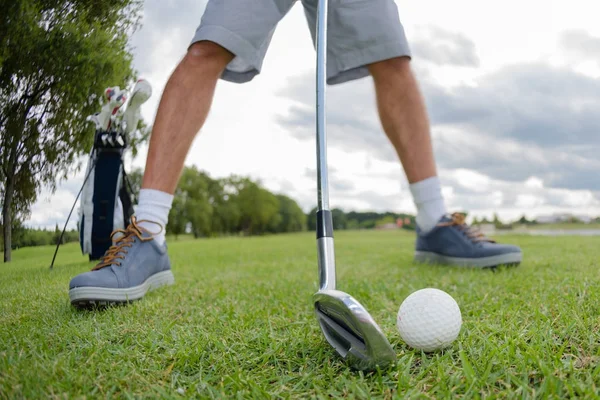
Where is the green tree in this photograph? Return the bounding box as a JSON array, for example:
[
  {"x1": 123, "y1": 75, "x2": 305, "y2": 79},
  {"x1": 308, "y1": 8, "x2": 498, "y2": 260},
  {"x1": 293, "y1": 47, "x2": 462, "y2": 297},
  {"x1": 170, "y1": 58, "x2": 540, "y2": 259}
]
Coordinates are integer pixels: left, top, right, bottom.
[
  {"x1": 346, "y1": 219, "x2": 360, "y2": 230},
  {"x1": 0, "y1": 0, "x2": 143, "y2": 261},
  {"x1": 237, "y1": 181, "x2": 280, "y2": 235},
  {"x1": 492, "y1": 213, "x2": 501, "y2": 228},
  {"x1": 52, "y1": 223, "x2": 62, "y2": 245},
  {"x1": 209, "y1": 177, "x2": 241, "y2": 235},
  {"x1": 331, "y1": 208, "x2": 347, "y2": 230},
  {"x1": 275, "y1": 195, "x2": 306, "y2": 233},
  {"x1": 360, "y1": 219, "x2": 377, "y2": 229},
  {"x1": 307, "y1": 207, "x2": 318, "y2": 232},
  {"x1": 126, "y1": 167, "x2": 143, "y2": 202},
  {"x1": 375, "y1": 215, "x2": 396, "y2": 227},
  {"x1": 178, "y1": 167, "x2": 213, "y2": 238},
  {"x1": 166, "y1": 195, "x2": 187, "y2": 239},
  {"x1": 213, "y1": 201, "x2": 241, "y2": 235},
  {"x1": 306, "y1": 206, "x2": 346, "y2": 231}
]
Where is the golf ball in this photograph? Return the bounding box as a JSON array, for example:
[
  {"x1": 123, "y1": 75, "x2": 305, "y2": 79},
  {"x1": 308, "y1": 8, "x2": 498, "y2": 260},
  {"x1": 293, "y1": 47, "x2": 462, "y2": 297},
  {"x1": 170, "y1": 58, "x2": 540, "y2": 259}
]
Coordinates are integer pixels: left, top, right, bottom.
[{"x1": 396, "y1": 288, "x2": 462, "y2": 352}]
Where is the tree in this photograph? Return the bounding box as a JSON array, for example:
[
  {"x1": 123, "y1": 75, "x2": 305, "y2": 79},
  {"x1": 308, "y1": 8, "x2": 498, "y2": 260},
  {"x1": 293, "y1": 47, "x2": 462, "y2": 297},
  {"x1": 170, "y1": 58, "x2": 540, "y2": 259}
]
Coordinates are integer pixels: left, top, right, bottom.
[
  {"x1": 306, "y1": 207, "x2": 346, "y2": 231},
  {"x1": 178, "y1": 167, "x2": 213, "y2": 238},
  {"x1": 126, "y1": 167, "x2": 143, "y2": 202},
  {"x1": 375, "y1": 215, "x2": 396, "y2": 227},
  {"x1": 346, "y1": 219, "x2": 360, "y2": 230},
  {"x1": 211, "y1": 199, "x2": 241, "y2": 236},
  {"x1": 492, "y1": 213, "x2": 501, "y2": 227},
  {"x1": 237, "y1": 181, "x2": 280, "y2": 235},
  {"x1": 307, "y1": 207, "x2": 318, "y2": 232},
  {"x1": 331, "y1": 208, "x2": 347, "y2": 230},
  {"x1": 208, "y1": 177, "x2": 241, "y2": 235},
  {"x1": 275, "y1": 195, "x2": 306, "y2": 233},
  {"x1": 52, "y1": 223, "x2": 62, "y2": 245},
  {"x1": 166, "y1": 195, "x2": 187, "y2": 239},
  {"x1": 0, "y1": 0, "x2": 143, "y2": 261}
]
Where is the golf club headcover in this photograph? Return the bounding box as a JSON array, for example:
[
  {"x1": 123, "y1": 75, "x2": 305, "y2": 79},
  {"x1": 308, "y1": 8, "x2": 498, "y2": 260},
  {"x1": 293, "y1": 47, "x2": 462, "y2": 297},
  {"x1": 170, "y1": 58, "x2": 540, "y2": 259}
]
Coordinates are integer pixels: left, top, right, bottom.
[{"x1": 123, "y1": 79, "x2": 152, "y2": 135}]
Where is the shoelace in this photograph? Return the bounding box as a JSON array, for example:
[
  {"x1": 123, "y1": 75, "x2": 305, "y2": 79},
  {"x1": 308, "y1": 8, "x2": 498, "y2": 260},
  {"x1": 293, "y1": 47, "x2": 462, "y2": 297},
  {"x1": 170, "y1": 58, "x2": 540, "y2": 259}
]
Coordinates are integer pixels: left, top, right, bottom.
[
  {"x1": 91, "y1": 217, "x2": 161, "y2": 271},
  {"x1": 437, "y1": 212, "x2": 495, "y2": 243}
]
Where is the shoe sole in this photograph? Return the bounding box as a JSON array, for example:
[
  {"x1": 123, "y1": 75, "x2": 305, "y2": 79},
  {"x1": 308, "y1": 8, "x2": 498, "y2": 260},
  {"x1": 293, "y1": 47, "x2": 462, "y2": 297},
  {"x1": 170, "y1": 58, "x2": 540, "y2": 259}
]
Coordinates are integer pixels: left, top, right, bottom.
[
  {"x1": 414, "y1": 251, "x2": 522, "y2": 269},
  {"x1": 69, "y1": 270, "x2": 174, "y2": 308}
]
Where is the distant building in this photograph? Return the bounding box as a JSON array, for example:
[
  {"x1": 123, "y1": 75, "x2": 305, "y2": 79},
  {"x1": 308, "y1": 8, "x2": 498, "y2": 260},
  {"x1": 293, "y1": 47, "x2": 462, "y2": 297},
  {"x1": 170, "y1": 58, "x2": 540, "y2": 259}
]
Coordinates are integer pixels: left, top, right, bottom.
[
  {"x1": 377, "y1": 223, "x2": 399, "y2": 230},
  {"x1": 478, "y1": 224, "x2": 496, "y2": 235},
  {"x1": 396, "y1": 217, "x2": 413, "y2": 229}
]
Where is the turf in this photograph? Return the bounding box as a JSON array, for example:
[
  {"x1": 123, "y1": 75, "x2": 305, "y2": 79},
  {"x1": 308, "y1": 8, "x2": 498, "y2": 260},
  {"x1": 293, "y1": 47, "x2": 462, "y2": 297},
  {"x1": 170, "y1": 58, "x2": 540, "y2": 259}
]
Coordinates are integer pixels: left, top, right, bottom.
[{"x1": 1, "y1": 230, "x2": 599, "y2": 399}]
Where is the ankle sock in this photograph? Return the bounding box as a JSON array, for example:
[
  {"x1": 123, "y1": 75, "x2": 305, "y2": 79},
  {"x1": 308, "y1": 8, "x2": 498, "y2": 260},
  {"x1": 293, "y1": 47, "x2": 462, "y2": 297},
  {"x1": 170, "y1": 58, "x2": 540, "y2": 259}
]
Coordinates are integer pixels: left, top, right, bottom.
[
  {"x1": 409, "y1": 176, "x2": 447, "y2": 234},
  {"x1": 134, "y1": 188, "x2": 174, "y2": 245}
]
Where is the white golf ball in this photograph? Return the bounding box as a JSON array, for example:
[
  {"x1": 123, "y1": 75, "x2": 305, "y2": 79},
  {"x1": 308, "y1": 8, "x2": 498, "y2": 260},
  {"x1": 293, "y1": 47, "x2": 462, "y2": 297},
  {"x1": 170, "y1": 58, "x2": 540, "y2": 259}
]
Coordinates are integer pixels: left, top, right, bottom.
[{"x1": 396, "y1": 288, "x2": 462, "y2": 352}]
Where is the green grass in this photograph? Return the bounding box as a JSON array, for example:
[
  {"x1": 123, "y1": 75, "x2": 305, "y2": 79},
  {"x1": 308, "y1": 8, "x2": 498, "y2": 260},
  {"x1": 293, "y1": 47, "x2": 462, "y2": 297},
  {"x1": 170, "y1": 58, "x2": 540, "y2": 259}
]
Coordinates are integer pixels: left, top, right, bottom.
[{"x1": 1, "y1": 230, "x2": 599, "y2": 399}]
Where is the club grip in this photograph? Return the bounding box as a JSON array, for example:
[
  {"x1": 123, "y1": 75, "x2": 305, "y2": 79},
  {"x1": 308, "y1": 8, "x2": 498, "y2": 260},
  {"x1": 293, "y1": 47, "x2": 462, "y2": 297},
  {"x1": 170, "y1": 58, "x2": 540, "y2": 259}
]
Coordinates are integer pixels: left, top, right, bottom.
[{"x1": 317, "y1": 210, "x2": 334, "y2": 239}]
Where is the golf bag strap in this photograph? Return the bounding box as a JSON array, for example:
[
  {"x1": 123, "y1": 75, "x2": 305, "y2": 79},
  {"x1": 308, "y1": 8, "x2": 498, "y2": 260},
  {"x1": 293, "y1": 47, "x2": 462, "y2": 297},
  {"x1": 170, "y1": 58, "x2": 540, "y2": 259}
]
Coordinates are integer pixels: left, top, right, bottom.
[{"x1": 120, "y1": 169, "x2": 135, "y2": 227}]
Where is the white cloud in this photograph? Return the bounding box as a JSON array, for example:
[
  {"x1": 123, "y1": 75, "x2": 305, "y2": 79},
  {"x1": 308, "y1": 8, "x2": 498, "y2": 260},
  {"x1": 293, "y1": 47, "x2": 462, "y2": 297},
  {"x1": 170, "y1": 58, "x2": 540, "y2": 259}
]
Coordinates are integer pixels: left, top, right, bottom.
[
  {"x1": 25, "y1": 0, "x2": 600, "y2": 229},
  {"x1": 28, "y1": 188, "x2": 78, "y2": 230}
]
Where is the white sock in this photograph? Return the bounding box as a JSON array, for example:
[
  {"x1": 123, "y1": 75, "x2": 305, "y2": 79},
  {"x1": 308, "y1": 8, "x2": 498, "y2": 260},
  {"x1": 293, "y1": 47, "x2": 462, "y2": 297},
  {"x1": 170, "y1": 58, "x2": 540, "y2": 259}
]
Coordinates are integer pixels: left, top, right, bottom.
[
  {"x1": 134, "y1": 188, "x2": 174, "y2": 245},
  {"x1": 409, "y1": 176, "x2": 447, "y2": 234}
]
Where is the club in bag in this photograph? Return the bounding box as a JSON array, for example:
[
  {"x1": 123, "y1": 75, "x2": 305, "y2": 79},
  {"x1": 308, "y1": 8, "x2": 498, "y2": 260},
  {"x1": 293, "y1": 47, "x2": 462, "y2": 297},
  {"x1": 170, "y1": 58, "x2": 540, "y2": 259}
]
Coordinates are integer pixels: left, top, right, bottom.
[{"x1": 312, "y1": 0, "x2": 397, "y2": 371}]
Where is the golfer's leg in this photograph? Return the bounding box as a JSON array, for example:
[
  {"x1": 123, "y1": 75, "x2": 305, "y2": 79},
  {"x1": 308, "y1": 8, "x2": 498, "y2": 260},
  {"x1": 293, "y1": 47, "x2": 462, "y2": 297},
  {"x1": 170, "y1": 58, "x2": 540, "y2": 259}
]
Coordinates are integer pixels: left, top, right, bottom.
[
  {"x1": 68, "y1": 1, "x2": 298, "y2": 309},
  {"x1": 303, "y1": 0, "x2": 522, "y2": 268},
  {"x1": 142, "y1": 42, "x2": 233, "y2": 194},
  {"x1": 135, "y1": 0, "x2": 296, "y2": 242},
  {"x1": 302, "y1": 0, "x2": 444, "y2": 232},
  {"x1": 368, "y1": 58, "x2": 446, "y2": 234},
  {"x1": 368, "y1": 58, "x2": 437, "y2": 184},
  {"x1": 302, "y1": 0, "x2": 435, "y2": 183},
  {"x1": 370, "y1": 59, "x2": 521, "y2": 267}
]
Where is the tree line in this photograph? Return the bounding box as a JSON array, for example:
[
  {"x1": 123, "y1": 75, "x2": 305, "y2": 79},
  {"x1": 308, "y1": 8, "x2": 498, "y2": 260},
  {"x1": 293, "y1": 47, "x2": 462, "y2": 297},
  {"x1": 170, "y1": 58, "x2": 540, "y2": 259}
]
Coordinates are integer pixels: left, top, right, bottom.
[
  {"x1": 0, "y1": 220, "x2": 79, "y2": 250},
  {"x1": 1, "y1": 166, "x2": 422, "y2": 250},
  {"x1": 129, "y1": 166, "x2": 417, "y2": 239},
  {"x1": 145, "y1": 166, "x2": 308, "y2": 238},
  {"x1": 6, "y1": 172, "x2": 600, "y2": 250}
]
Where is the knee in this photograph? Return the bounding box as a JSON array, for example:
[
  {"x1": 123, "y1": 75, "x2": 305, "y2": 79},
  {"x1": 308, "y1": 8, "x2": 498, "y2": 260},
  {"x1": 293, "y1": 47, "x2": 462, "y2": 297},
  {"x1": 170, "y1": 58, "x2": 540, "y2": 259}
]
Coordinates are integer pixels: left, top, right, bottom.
[
  {"x1": 180, "y1": 41, "x2": 234, "y2": 74},
  {"x1": 369, "y1": 56, "x2": 413, "y2": 80}
]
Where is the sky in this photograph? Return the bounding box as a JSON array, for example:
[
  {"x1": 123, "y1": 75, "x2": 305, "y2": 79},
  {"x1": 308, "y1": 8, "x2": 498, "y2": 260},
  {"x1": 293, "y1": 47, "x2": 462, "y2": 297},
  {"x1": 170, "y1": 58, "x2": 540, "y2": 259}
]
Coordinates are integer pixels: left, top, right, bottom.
[{"x1": 26, "y1": 0, "x2": 600, "y2": 229}]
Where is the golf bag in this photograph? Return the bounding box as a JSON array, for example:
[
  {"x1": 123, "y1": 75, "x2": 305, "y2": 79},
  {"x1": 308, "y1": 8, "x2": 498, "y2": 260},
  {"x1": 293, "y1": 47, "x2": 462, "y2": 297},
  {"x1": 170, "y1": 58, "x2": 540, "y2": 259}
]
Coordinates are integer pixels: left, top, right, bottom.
[
  {"x1": 78, "y1": 130, "x2": 134, "y2": 260},
  {"x1": 49, "y1": 79, "x2": 152, "y2": 268}
]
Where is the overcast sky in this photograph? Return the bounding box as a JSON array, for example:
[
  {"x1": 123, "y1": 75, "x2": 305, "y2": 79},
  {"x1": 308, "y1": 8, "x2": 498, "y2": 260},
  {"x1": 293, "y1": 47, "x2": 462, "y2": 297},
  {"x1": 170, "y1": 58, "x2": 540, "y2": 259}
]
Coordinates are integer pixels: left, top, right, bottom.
[{"x1": 27, "y1": 0, "x2": 600, "y2": 229}]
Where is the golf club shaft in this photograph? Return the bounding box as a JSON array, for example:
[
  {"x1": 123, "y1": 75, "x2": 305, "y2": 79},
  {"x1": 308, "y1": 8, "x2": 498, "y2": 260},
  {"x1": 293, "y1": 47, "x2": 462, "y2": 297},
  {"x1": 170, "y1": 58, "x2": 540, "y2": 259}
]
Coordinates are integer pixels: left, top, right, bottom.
[
  {"x1": 316, "y1": 0, "x2": 336, "y2": 291},
  {"x1": 316, "y1": 0, "x2": 329, "y2": 212}
]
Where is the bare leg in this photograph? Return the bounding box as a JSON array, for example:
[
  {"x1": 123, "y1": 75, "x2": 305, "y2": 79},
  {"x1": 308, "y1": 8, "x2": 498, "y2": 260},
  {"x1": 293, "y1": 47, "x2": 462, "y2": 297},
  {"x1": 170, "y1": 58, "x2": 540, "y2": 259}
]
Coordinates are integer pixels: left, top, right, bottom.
[
  {"x1": 368, "y1": 56, "x2": 446, "y2": 233},
  {"x1": 368, "y1": 57, "x2": 437, "y2": 184},
  {"x1": 142, "y1": 41, "x2": 234, "y2": 193}
]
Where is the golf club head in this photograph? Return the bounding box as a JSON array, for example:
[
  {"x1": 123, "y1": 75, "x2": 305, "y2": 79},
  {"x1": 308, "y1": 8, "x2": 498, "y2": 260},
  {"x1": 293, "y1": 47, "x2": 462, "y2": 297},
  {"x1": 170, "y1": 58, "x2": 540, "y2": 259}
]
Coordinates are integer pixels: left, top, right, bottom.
[{"x1": 313, "y1": 289, "x2": 396, "y2": 371}]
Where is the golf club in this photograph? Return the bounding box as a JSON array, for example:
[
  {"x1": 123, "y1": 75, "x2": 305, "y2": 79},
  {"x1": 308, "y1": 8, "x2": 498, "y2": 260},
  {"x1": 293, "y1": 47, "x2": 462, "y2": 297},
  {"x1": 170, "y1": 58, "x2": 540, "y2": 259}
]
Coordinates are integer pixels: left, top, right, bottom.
[{"x1": 312, "y1": 0, "x2": 397, "y2": 371}]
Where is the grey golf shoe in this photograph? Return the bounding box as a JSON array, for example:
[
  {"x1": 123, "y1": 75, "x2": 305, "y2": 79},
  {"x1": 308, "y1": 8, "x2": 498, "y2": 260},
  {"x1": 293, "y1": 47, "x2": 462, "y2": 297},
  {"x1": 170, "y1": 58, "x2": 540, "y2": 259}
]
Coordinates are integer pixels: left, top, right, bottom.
[
  {"x1": 415, "y1": 213, "x2": 522, "y2": 268},
  {"x1": 69, "y1": 217, "x2": 174, "y2": 308}
]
